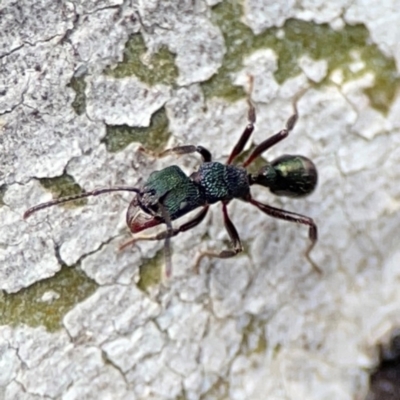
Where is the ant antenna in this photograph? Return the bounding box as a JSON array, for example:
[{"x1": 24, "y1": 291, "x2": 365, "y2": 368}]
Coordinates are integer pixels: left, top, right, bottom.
[{"x1": 23, "y1": 186, "x2": 141, "y2": 219}]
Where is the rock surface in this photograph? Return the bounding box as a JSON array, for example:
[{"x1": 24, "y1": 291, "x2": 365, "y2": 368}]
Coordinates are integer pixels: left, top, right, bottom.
[{"x1": 1, "y1": 1, "x2": 400, "y2": 399}]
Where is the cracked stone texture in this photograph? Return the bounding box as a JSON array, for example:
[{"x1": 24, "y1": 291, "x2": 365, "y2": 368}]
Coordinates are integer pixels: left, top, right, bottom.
[
  {"x1": 1, "y1": 1, "x2": 400, "y2": 399},
  {"x1": 138, "y1": 0, "x2": 225, "y2": 85},
  {"x1": 86, "y1": 76, "x2": 171, "y2": 126}
]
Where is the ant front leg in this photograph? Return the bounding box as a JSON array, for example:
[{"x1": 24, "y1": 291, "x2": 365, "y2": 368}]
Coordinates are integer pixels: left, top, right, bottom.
[
  {"x1": 158, "y1": 201, "x2": 174, "y2": 278},
  {"x1": 119, "y1": 206, "x2": 209, "y2": 250},
  {"x1": 140, "y1": 145, "x2": 212, "y2": 162},
  {"x1": 194, "y1": 203, "x2": 243, "y2": 273},
  {"x1": 249, "y1": 198, "x2": 320, "y2": 274}
]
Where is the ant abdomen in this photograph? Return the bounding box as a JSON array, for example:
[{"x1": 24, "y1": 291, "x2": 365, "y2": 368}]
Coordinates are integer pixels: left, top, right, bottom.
[
  {"x1": 251, "y1": 155, "x2": 317, "y2": 198},
  {"x1": 269, "y1": 155, "x2": 318, "y2": 198}
]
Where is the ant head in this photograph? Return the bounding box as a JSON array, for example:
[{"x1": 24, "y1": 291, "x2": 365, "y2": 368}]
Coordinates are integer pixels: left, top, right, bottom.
[{"x1": 249, "y1": 155, "x2": 317, "y2": 198}]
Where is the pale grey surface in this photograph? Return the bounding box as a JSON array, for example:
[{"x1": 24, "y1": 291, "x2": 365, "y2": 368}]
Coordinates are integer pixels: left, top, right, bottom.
[{"x1": 1, "y1": 0, "x2": 400, "y2": 399}]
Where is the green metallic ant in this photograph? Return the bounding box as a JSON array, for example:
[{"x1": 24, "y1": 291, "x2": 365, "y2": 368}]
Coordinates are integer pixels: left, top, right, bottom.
[{"x1": 24, "y1": 97, "x2": 319, "y2": 277}]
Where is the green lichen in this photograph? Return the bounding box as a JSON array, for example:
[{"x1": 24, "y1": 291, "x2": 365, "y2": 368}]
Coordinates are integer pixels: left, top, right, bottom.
[
  {"x1": 241, "y1": 317, "x2": 268, "y2": 355},
  {"x1": 200, "y1": 377, "x2": 229, "y2": 400},
  {"x1": 39, "y1": 174, "x2": 86, "y2": 207},
  {"x1": 0, "y1": 184, "x2": 7, "y2": 207},
  {"x1": 137, "y1": 249, "x2": 164, "y2": 291},
  {"x1": 102, "y1": 106, "x2": 170, "y2": 153},
  {"x1": 273, "y1": 343, "x2": 282, "y2": 358},
  {"x1": 203, "y1": 2, "x2": 399, "y2": 113},
  {"x1": 68, "y1": 75, "x2": 87, "y2": 116},
  {"x1": 105, "y1": 33, "x2": 178, "y2": 86},
  {"x1": 0, "y1": 265, "x2": 97, "y2": 332}
]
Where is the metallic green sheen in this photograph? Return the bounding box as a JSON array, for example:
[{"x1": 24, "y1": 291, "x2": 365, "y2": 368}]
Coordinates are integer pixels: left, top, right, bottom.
[
  {"x1": 193, "y1": 162, "x2": 250, "y2": 203},
  {"x1": 269, "y1": 155, "x2": 318, "y2": 197},
  {"x1": 143, "y1": 165, "x2": 205, "y2": 219}
]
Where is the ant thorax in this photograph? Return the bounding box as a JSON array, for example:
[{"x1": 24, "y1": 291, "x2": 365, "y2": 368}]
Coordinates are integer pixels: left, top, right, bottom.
[{"x1": 190, "y1": 162, "x2": 250, "y2": 204}]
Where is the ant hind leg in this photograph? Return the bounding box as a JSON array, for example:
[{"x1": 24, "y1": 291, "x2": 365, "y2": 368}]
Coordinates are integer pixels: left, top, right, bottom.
[{"x1": 249, "y1": 198, "x2": 321, "y2": 274}]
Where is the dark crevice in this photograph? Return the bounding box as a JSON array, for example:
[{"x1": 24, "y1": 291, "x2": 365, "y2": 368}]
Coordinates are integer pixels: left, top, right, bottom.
[{"x1": 366, "y1": 333, "x2": 400, "y2": 400}]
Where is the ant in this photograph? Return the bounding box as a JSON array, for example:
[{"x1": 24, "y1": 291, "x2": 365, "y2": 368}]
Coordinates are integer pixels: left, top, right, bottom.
[{"x1": 24, "y1": 89, "x2": 319, "y2": 277}]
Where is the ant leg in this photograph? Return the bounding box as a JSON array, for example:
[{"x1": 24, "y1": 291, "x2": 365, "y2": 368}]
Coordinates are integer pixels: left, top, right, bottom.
[
  {"x1": 140, "y1": 145, "x2": 212, "y2": 162},
  {"x1": 242, "y1": 113, "x2": 297, "y2": 167},
  {"x1": 242, "y1": 89, "x2": 307, "y2": 167},
  {"x1": 227, "y1": 74, "x2": 256, "y2": 165},
  {"x1": 227, "y1": 99, "x2": 256, "y2": 165},
  {"x1": 249, "y1": 198, "x2": 320, "y2": 274},
  {"x1": 159, "y1": 202, "x2": 174, "y2": 278},
  {"x1": 194, "y1": 203, "x2": 243, "y2": 273},
  {"x1": 119, "y1": 206, "x2": 209, "y2": 250}
]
